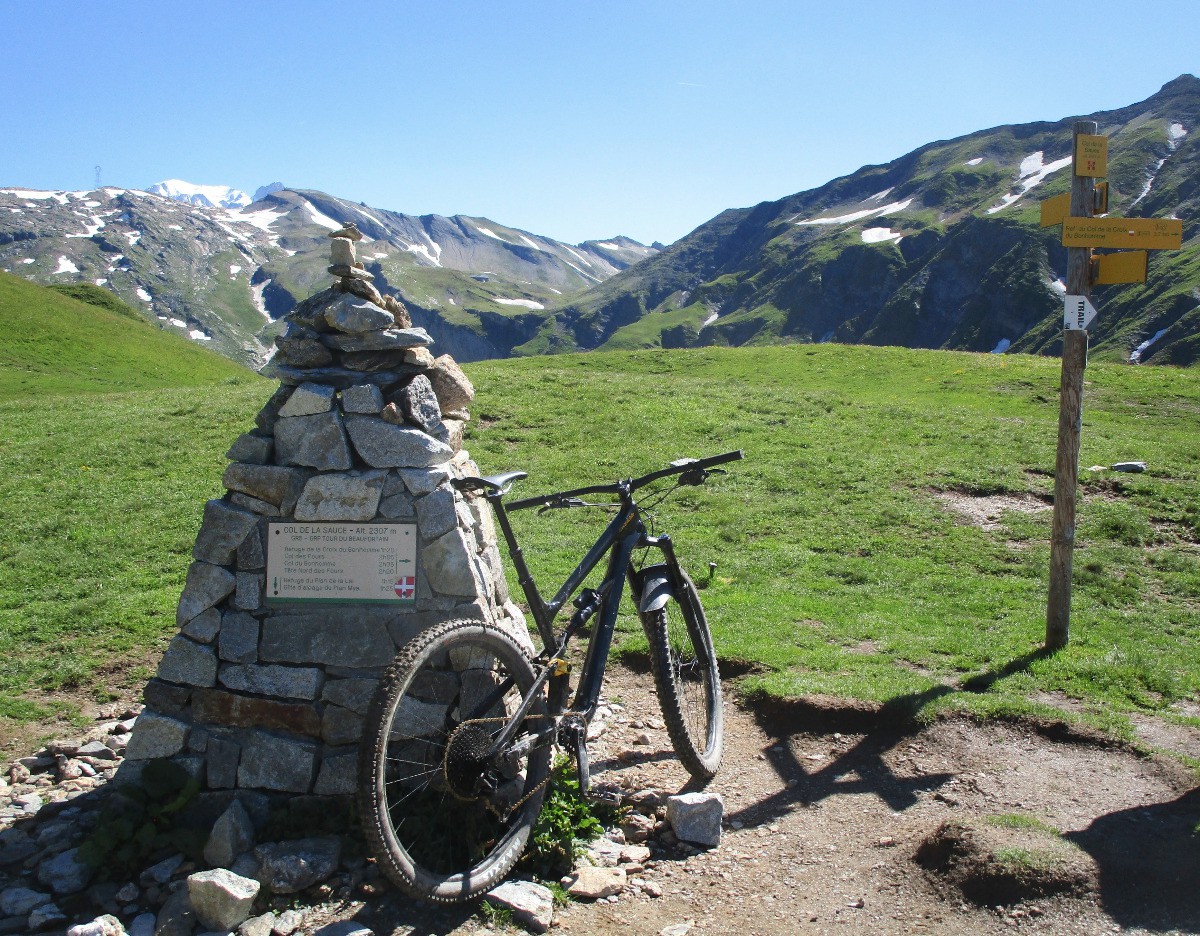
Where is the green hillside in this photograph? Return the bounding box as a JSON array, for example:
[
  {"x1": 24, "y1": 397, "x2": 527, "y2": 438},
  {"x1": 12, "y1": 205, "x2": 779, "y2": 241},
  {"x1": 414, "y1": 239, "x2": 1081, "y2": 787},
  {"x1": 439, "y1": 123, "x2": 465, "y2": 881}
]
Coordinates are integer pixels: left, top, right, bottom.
[
  {"x1": 550, "y1": 75, "x2": 1200, "y2": 366},
  {"x1": 1, "y1": 344, "x2": 1197, "y2": 753},
  {"x1": 0, "y1": 271, "x2": 255, "y2": 397}
]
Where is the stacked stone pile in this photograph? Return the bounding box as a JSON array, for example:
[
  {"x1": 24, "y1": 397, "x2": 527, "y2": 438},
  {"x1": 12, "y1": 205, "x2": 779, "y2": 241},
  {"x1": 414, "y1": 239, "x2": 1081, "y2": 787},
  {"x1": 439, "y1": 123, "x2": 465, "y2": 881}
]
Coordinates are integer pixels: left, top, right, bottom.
[
  {"x1": 0, "y1": 693, "x2": 726, "y2": 933},
  {"x1": 123, "y1": 222, "x2": 528, "y2": 801}
]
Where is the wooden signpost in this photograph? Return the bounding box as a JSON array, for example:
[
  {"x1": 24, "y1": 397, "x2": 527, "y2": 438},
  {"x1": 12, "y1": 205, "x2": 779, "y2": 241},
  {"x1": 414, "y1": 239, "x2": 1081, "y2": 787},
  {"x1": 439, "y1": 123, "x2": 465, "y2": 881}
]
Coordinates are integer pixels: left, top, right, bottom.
[{"x1": 1040, "y1": 122, "x2": 1183, "y2": 649}]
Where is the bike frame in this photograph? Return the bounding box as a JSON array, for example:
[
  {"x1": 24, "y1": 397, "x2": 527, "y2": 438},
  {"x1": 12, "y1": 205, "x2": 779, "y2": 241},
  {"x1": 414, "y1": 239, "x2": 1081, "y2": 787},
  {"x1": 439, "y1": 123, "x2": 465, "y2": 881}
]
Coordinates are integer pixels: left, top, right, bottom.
[
  {"x1": 487, "y1": 482, "x2": 651, "y2": 725},
  {"x1": 468, "y1": 450, "x2": 742, "y2": 761}
]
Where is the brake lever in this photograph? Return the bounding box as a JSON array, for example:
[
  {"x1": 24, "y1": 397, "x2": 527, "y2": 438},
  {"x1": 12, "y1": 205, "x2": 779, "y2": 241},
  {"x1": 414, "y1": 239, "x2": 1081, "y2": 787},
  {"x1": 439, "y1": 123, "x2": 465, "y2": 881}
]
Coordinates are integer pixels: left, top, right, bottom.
[
  {"x1": 679, "y1": 466, "x2": 727, "y2": 487},
  {"x1": 538, "y1": 496, "x2": 587, "y2": 514}
]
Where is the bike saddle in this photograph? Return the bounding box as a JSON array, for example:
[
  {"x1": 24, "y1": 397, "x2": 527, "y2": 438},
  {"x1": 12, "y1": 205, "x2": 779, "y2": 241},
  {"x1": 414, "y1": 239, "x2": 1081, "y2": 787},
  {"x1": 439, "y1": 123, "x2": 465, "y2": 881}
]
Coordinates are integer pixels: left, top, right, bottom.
[{"x1": 451, "y1": 471, "x2": 528, "y2": 495}]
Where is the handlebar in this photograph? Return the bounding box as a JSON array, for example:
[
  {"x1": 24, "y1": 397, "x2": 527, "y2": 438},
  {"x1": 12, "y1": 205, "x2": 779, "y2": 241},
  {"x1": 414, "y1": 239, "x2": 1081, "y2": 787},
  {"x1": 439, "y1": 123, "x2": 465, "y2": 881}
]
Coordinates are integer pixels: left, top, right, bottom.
[{"x1": 504, "y1": 450, "x2": 743, "y2": 512}]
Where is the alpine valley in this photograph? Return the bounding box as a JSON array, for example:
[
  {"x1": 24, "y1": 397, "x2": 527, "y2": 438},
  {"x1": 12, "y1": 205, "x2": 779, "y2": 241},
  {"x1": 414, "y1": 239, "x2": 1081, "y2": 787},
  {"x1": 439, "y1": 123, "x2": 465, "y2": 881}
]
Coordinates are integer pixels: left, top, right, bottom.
[{"x1": 2, "y1": 75, "x2": 1198, "y2": 367}]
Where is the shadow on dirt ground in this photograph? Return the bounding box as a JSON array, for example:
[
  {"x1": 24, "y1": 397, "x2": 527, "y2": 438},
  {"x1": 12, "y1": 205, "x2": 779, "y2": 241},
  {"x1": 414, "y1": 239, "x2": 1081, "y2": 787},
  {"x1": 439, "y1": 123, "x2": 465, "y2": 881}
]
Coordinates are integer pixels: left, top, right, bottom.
[
  {"x1": 1065, "y1": 788, "x2": 1200, "y2": 933},
  {"x1": 737, "y1": 649, "x2": 1057, "y2": 824}
]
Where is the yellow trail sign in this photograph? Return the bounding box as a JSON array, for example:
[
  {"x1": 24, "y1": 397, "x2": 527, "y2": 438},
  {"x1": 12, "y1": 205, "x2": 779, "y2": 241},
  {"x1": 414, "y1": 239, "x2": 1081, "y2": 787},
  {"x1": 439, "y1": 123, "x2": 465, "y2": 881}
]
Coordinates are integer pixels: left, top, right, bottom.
[
  {"x1": 1092, "y1": 251, "x2": 1148, "y2": 285},
  {"x1": 1062, "y1": 217, "x2": 1183, "y2": 250},
  {"x1": 1040, "y1": 192, "x2": 1071, "y2": 228}
]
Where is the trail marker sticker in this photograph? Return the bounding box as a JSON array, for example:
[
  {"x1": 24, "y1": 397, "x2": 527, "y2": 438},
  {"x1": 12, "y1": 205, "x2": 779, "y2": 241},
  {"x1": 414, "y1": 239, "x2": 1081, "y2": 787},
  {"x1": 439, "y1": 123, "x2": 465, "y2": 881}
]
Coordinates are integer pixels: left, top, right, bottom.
[
  {"x1": 1075, "y1": 134, "x2": 1109, "y2": 177},
  {"x1": 266, "y1": 522, "x2": 417, "y2": 604},
  {"x1": 1064, "y1": 294, "x2": 1098, "y2": 331}
]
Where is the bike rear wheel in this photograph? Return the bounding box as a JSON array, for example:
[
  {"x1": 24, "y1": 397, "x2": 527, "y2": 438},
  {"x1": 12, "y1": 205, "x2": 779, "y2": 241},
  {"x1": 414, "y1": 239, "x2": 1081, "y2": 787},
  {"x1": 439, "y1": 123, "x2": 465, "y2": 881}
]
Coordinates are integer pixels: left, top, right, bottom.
[
  {"x1": 358, "y1": 620, "x2": 550, "y2": 903},
  {"x1": 643, "y1": 570, "x2": 723, "y2": 780}
]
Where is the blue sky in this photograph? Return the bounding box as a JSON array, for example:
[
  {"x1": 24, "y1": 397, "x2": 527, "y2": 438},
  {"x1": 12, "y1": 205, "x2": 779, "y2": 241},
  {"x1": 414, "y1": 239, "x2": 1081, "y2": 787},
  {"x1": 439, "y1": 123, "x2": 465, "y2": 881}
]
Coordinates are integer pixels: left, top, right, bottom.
[{"x1": 3, "y1": 1, "x2": 1195, "y2": 244}]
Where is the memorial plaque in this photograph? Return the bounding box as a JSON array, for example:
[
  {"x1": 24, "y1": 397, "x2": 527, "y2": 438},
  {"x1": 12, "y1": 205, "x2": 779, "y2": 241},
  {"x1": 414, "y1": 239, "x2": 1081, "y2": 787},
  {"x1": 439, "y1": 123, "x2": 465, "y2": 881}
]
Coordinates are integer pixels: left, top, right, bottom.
[{"x1": 266, "y1": 522, "x2": 417, "y2": 604}]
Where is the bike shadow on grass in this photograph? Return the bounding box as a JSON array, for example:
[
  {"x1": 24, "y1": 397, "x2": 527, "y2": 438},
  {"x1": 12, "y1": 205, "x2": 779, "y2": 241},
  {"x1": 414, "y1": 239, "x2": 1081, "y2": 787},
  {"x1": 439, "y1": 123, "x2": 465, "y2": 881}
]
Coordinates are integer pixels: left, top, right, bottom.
[{"x1": 727, "y1": 648, "x2": 1056, "y2": 823}]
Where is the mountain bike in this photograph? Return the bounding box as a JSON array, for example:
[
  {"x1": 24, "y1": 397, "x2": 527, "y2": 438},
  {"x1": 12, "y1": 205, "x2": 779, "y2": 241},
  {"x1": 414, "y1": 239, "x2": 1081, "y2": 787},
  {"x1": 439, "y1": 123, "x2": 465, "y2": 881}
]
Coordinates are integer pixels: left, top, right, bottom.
[{"x1": 358, "y1": 450, "x2": 742, "y2": 903}]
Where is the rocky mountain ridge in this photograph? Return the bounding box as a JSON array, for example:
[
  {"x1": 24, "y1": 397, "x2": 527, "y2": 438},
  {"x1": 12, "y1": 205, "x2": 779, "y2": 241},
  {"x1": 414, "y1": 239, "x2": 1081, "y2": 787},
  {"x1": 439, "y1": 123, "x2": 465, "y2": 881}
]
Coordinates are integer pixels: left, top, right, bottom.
[
  {"x1": 0, "y1": 184, "x2": 657, "y2": 366},
  {"x1": 549, "y1": 74, "x2": 1200, "y2": 365}
]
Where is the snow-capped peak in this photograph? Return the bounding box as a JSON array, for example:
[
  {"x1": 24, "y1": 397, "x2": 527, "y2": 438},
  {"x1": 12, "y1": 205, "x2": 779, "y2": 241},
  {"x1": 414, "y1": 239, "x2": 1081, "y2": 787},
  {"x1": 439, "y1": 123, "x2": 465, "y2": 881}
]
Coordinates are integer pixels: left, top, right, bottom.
[
  {"x1": 147, "y1": 179, "x2": 252, "y2": 210},
  {"x1": 252, "y1": 182, "x2": 286, "y2": 202}
]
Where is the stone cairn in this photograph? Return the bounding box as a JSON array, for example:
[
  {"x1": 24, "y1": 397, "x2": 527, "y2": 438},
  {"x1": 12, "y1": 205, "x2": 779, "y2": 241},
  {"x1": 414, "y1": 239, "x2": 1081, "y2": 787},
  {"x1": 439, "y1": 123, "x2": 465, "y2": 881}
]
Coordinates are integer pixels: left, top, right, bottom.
[{"x1": 122, "y1": 221, "x2": 529, "y2": 799}]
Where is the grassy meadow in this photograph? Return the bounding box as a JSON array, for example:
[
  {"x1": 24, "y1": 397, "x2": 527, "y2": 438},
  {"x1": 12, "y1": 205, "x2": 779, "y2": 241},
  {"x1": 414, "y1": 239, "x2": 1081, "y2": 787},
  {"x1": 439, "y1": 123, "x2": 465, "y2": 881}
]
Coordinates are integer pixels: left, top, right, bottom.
[
  {"x1": 463, "y1": 346, "x2": 1200, "y2": 740},
  {"x1": 1, "y1": 284, "x2": 1197, "y2": 750}
]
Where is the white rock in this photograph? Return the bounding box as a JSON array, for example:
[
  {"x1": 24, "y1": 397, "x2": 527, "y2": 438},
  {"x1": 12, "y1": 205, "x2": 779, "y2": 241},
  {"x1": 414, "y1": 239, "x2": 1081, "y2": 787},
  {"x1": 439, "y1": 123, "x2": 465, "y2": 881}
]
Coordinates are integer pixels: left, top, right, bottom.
[
  {"x1": 486, "y1": 880, "x2": 553, "y2": 933},
  {"x1": 187, "y1": 868, "x2": 261, "y2": 932},
  {"x1": 666, "y1": 792, "x2": 723, "y2": 848},
  {"x1": 562, "y1": 865, "x2": 626, "y2": 900}
]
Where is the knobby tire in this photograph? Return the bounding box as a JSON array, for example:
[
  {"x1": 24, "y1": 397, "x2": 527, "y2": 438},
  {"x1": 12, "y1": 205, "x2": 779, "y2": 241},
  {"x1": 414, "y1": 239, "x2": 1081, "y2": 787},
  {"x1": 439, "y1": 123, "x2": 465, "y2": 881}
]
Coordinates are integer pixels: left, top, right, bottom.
[
  {"x1": 643, "y1": 571, "x2": 723, "y2": 780},
  {"x1": 358, "y1": 619, "x2": 550, "y2": 903}
]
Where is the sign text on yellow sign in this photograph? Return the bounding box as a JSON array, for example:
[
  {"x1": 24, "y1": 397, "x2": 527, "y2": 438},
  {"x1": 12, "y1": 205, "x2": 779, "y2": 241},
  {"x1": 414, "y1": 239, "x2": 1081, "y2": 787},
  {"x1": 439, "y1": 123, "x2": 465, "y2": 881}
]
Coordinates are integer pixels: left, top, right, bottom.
[
  {"x1": 1075, "y1": 134, "x2": 1108, "y2": 177},
  {"x1": 1062, "y1": 216, "x2": 1182, "y2": 250}
]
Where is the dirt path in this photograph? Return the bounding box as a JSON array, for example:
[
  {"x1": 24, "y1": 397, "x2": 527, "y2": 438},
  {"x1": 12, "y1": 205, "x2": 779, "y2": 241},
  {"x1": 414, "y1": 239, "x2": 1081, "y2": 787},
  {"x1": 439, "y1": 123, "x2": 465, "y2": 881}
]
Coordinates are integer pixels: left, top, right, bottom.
[{"x1": 335, "y1": 663, "x2": 1200, "y2": 936}]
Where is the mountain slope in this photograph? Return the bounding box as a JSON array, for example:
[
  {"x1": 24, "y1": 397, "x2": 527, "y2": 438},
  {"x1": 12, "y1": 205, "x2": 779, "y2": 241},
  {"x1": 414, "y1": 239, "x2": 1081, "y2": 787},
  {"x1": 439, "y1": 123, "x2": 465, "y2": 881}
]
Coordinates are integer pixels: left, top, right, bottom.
[
  {"x1": 0, "y1": 271, "x2": 253, "y2": 396},
  {"x1": 550, "y1": 75, "x2": 1200, "y2": 364},
  {"x1": 0, "y1": 185, "x2": 657, "y2": 367}
]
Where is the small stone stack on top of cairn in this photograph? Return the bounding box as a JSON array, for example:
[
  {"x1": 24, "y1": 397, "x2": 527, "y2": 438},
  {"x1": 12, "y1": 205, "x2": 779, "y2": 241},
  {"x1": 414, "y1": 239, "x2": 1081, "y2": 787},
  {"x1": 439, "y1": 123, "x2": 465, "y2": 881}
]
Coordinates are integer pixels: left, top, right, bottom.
[{"x1": 121, "y1": 222, "x2": 528, "y2": 800}]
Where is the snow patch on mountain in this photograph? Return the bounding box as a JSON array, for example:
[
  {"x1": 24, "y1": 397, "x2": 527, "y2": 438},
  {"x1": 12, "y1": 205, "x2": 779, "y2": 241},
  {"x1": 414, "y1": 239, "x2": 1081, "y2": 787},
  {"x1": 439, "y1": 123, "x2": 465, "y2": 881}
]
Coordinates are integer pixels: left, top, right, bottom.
[
  {"x1": 493, "y1": 297, "x2": 545, "y2": 310},
  {"x1": 861, "y1": 227, "x2": 903, "y2": 244},
  {"x1": 52, "y1": 256, "x2": 78, "y2": 275},
  {"x1": 1130, "y1": 328, "x2": 1169, "y2": 363},
  {"x1": 1133, "y1": 122, "x2": 1190, "y2": 207},
  {"x1": 986, "y1": 152, "x2": 1072, "y2": 214},
  {"x1": 1, "y1": 189, "x2": 69, "y2": 204},
  {"x1": 794, "y1": 199, "x2": 912, "y2": 227},
  {"x1": 302, "y1": 199, "x2": 343, "y2": 230},
  {"x1": 149, "y1": 179, "x2": 252, "y2": 210},
  {"x1": 404, "y1": 243, "x2": 442, "y2": 267}
]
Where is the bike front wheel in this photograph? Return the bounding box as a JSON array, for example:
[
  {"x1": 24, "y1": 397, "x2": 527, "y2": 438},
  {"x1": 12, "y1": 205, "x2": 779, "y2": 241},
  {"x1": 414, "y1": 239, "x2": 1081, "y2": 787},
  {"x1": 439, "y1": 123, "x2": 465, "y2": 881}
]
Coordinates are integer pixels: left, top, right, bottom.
[
  {"x1": 358, "y1": 620, "x2": 550, "y2": 903},
  {"x1": 643, "y1": 570, "x2": 723, "y2": 780}
]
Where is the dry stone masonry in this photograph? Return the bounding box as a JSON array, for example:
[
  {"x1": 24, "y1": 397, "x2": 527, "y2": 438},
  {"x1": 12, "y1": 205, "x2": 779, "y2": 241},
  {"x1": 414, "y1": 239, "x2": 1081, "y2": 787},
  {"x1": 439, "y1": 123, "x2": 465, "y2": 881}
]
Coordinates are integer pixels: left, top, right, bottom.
[{"x1": 124, "y1": 222, "x2": 529, "y2": 799}]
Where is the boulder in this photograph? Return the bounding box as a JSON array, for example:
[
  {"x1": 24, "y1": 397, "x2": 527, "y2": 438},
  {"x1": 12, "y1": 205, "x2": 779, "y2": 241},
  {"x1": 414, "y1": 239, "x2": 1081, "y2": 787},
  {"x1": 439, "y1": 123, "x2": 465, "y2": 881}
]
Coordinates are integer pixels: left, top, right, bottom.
[
  {"x1": 187, "y1": 867, "x2": 261, "y2": 931},
  {"x1": 486, "y1": 880, "x2": 553, "y2": 933},
  {"x1": 666, "y1": 792, "x2": 723, "y2": 847},
  {"x1": 203, "y1": 799, "x2": 256, "y2": 869},
  {"x1": 253, "y1": 837, "x2": 341, "y2": 894}
]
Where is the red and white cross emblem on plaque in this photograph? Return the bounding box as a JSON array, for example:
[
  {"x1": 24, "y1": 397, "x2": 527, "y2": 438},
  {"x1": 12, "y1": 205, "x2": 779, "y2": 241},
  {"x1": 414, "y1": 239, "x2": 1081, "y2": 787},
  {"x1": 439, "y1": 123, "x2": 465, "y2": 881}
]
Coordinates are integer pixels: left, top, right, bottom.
[{"x1": 394, "y1": 576, "x2": 416, "y2": 600}]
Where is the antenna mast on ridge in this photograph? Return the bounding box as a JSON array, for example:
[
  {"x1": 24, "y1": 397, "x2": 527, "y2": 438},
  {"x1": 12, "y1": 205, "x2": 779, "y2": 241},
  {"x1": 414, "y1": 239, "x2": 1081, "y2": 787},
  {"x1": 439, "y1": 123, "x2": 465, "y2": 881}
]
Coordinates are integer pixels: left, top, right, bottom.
[{"x1": 94, "y1": 166, "x2": 102, "y2": 189}]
